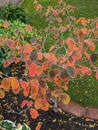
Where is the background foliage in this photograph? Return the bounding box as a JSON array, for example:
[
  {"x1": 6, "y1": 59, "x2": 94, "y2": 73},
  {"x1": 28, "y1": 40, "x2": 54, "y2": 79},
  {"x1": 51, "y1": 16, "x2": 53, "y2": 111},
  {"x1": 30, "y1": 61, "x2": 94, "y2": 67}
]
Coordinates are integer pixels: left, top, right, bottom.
[{"x1": 0, "y1": 4, "x2": 28, "y2": 23}]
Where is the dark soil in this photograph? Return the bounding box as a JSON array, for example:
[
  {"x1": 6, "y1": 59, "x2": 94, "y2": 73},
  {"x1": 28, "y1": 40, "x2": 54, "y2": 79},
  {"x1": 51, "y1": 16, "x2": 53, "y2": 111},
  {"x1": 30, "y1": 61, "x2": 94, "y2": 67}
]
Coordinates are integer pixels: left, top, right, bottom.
[
  {"x1": 1, "y1": 90, "x2": 98, "y2": 130},
  {"x1": 0, "y1": 64, "x2": 98, "y2": 130}
]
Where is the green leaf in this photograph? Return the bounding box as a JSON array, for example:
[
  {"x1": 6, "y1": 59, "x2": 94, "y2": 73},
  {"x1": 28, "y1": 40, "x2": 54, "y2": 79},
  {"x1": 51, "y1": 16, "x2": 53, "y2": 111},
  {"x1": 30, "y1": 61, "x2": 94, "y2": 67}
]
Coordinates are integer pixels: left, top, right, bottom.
[
  {"x1": 0, "y1": 120, "x2": 17, "y2": 130},
  {"x1": 66, "y1": 66, "x2": 75, "y2": 78}
]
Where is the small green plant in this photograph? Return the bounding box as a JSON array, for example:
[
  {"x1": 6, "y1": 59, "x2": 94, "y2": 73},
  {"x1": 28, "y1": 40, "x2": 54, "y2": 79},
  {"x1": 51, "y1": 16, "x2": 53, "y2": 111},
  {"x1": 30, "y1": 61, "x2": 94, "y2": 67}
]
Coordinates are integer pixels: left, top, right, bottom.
[
  {"x1": 0, "y1": 20, "x2": 40, "y2": 41},
  {"x1": 0, "y1": 120, "x2": 31, "y2": 130},
  {"x1": 0, "y1": 4, "x2": 28, "y2": 23},
  {"x1": 0, "y1": 20, "x2": 41, "y2": 73}
]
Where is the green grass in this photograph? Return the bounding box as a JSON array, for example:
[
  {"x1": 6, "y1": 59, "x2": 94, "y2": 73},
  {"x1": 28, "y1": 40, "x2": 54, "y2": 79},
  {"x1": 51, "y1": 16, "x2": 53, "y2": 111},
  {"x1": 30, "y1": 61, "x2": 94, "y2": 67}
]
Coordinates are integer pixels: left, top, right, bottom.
[
  {"x1": 68, "y1": 74, "x2": 98, "y2": 108},
  {"x1": 20, "y1": 0, "x2": 98, "y2": 108},
  {"x1": 20, "y1": 0, "x2": 98, "y2": 29},
  {"x1": 66, "y1": 0, "x2": 98, "y2": 18},
  {"x1": 20, "y1": 0, "x2": 57, "y2": 29}
]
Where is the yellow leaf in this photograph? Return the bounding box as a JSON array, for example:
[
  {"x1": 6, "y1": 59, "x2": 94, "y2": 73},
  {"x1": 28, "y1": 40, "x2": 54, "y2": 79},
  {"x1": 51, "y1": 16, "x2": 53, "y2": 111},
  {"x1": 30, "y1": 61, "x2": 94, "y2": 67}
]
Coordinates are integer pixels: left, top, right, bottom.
[
  {"x1": 9, "y1": 77, "x2": 19, "y2": 89},
  {"x1": 12, "y1": 87, "x2": 20, "y2": 95},
  {"x1": 61, "y1": 93, "x2": 70, "y2": 105},
  {"x1": 0, "y1": 89, "x2": 5, "y2": 99}
]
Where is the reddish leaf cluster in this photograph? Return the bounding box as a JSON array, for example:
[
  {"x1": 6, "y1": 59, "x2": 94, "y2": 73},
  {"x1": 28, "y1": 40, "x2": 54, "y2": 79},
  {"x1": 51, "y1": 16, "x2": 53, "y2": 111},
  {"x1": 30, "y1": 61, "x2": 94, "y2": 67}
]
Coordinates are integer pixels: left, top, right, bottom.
[{"x1": 0, "y1": 1, "x2": 98, "y2": 128}]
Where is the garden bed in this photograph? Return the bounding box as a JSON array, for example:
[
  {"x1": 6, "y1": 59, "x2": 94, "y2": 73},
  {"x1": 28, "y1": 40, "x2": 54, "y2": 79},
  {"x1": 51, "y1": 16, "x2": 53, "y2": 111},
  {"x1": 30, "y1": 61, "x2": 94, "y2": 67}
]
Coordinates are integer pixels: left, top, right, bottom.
[
  {"x1": 1, "y1": 64, "x2": 98, "y2": 130},
  {"x1": 1, "y1": 90, "x2": 98, "y2": 130}
]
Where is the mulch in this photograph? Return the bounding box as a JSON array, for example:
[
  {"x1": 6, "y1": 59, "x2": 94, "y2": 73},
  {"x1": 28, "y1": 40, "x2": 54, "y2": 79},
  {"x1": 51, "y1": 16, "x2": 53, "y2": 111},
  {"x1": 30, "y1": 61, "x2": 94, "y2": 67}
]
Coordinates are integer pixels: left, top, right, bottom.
[
  {"x1": 1, "y1": 90, "x2": 98, "y2": 130},
  {"x1": 0, "y1": 64, "x2": 98, "y2": 130}
]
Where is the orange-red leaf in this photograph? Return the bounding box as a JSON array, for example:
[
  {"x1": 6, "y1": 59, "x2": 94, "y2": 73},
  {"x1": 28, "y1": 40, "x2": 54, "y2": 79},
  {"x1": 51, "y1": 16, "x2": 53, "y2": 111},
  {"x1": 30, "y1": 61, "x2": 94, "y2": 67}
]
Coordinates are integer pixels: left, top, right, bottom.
[
  {"x1": 34, "y1": 99, "x2": 42, "y2": 110},
  {"x1": 34, "y1": 98, "x2": 49, "y2": 111},
  {"x1": 56, "y1": 17, "x2": 62, "y2": 23},
  {"x1": 21, "y1": 44, "x2": 33, "y2": 55},
  {"x1": 95, "y1": 71, "x2": 98, "y2": 79},
  {"x1": 30, "y1": 79, "x2": 39, "y2": 98},
  {"x1": 72, "y1": 48, "x2": 82, "y2": 61},
  {"x1": 27, "y1": 101, "x2": 33, "y2": 107},
  {"x1": 26, "y1": 25, "x2": 33, "y2": 32},
  {"x1": 36, "y1": 123, "x2": 42, "y2": 130},
  {"x1": 54, "y1": 79, "x2": 61, "y2": 87},
  {"x1": 60, "y1": 26, "x2": 67, "y2": 32},
  {"x1": 14, "y1": 58, "x2": 21, "y2": 64},
  {"x1": 62, "y1": 85, "x2": 68, "y2": 91},
  {"x1": 42, "y1": 62, "x2": 48, "y2": 71},
  {"x1": 12, "y1": 87, "x2": 20, "y2": 94},
  {"x1": 9, "y1": 77, "x2": 19, "y2": 89},
  {"x1": 49, "y1": 46, "x2": 56, "y2": 52},
  {"x1": 44, "y1": 53, "x2": 57, "y2": 64},
  {"x1": 1, "y1": 78, "x2": 10, "y2": 92},
  {"x1": 37, "y1": 52, "x2": 43, "y2": 60},
  {"x1": 86, "y1": 69, "x2": 92, "y2": 76},
  {"x1": 3, "y1": 21, "x2": 10, "y2": 28},
  {"x1": 21, "y1": 100, "x2": 33, "y2": 108},
  {"x1": 35, "y1": 4, "x2": 42, "y2": 12},
  {"x1": 66, "y1": 37, "x2": 75, "y2": 52},
  {"x1": 80, "y1": 66, "x2": 92, "y2": 75},
  {"x1": 58, "y1": 57, "x2": 66, "y2": 64},
  {"x1": 81, "y1": 28, "x2": 87, "y2": 34},
  {"x1": 4, "y1": 59, "x2": 13, "y2": 68},
  {"x1": 20, "y1": 81, "x2": 30, "y2": 96},
  {"x1": 84, "y1": 52, "x2": 90, "y2": 60},
  {"x1": 96, "y1": 22, "x2": 98, "y2": 28},
  {"x1": 84, "y1": 39, "x2": 95, "y2": 51},
  {"x1": 23, "y1": 90, "x2": 29, "y2": 97},
  {"x1": 53, "y1": 10, "x2": 58, "y2": 17},
  {"x1": 41, "y1": 99, "x2": 49, "y2": 111},
  {"x1": 28, "y1": 63, "x2": 37, "y2": 77},
  {"x1": 37, "y1": 66, "x2": 43, "y2": 76},
  {"x1": 58, "y1": 0, "x2": 63, "y2": 4},
  {"x1": 75, "y1": 68, "x2": 80, "y2": 75},
  {"x1": 30, "y1": 108, "x2": 39, "y2": 119},
  {"x1": 30, "y1": 79, "x2": 39, "y2": 88},
  {"x1": 7, "y1": 39, "x2": 17, "y2": 50},
  {"x1": 21, "y1": 100, "x2": 28, "y2": 108},
  {"x1": 20, "y1": 81, "x2": 30, "y2": 90},
  {"x1": 77, "y1": 18, "x2": 87, "y2": 25},
  {"x1": 40, "y1": 87, "x2": 47, "y2": 95}
]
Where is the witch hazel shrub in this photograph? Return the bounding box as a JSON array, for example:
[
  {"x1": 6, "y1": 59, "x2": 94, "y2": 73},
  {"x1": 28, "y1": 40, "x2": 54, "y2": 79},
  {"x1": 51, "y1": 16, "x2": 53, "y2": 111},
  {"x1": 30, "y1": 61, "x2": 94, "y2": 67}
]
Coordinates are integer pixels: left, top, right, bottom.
[{"x1": 0, "y1": 0, "x2": 98, "y2": 123}]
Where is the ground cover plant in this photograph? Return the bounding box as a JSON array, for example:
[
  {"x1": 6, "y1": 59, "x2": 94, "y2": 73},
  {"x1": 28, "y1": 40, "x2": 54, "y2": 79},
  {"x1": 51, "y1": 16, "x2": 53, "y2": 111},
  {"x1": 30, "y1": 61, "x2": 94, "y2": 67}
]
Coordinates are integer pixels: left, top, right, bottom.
[
  {"x1": 0, "y1": 0, "x2": 98, "y2": 129},
  {"x1": 20, "y1": 0, "x2": 98, "y2": 107}
]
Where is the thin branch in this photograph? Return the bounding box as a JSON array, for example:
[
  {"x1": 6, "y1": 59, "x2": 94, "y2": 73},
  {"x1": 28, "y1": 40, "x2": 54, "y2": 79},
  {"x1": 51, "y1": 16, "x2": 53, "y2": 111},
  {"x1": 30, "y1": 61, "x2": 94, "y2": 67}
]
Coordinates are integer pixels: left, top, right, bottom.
[{"x1": 12, "y1": 107, "x2": 30, "y2": 115}]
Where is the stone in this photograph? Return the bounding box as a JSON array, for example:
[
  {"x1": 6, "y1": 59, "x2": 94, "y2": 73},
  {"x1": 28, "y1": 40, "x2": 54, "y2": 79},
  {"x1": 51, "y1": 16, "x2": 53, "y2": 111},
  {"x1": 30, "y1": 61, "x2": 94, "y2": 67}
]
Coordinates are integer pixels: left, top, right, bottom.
[
  {"x1": 84, "y1": 107, "x2": 98, "y2": 120},
  {"x1": 58, "y1": 101, "x2": 86, "y2": 117}
]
